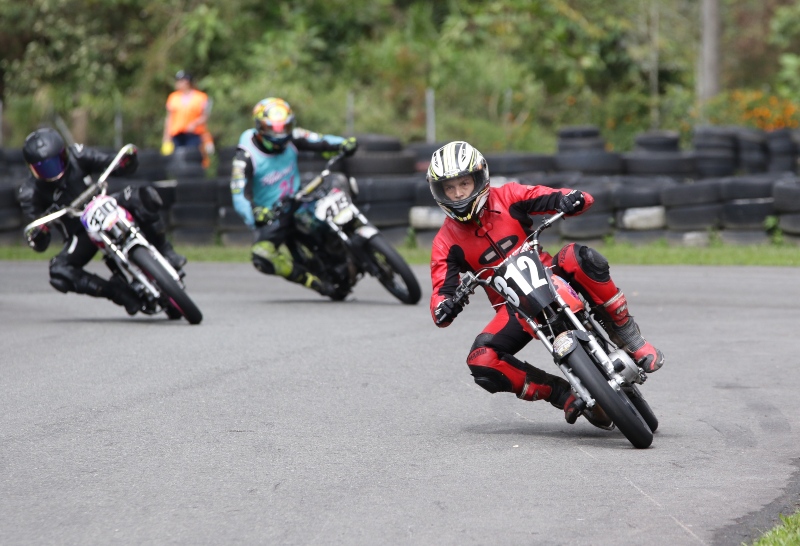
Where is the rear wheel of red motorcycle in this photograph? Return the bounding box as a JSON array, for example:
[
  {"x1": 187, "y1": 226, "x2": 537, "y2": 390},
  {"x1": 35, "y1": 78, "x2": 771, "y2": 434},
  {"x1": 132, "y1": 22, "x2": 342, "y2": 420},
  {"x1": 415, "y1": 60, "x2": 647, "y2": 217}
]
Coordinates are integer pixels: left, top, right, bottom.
[
  {"x1": 130, "y1": 246, "x2": 203, "y2": 325},
  {"x1": 364, "y1": 234, "x2": 421, "y2": 305},
  {"x1": 566, "y1": 345, "x2": 653, "y2": 448}
]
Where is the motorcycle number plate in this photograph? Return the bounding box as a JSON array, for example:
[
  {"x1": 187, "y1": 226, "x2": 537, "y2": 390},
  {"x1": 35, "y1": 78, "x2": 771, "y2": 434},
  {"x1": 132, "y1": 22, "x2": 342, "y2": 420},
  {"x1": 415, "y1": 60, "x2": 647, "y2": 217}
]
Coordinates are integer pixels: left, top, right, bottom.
[
  {"x1": 81, "y1": 195, "x2": 120, "y2": 234},
  {"x1": 314, "y1": 189, "x2": 352, "y2": 222},
  {"x1": 491, "y1": 250, "x2": 549, "y2": 308}
]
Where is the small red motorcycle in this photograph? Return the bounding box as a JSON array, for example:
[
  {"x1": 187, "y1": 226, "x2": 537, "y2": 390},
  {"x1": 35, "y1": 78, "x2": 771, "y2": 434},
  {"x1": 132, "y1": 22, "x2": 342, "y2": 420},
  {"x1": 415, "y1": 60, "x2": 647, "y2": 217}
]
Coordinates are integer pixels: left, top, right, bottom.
[{"x1": 445, "y1": 211, "x2": 658, "y2": 448}]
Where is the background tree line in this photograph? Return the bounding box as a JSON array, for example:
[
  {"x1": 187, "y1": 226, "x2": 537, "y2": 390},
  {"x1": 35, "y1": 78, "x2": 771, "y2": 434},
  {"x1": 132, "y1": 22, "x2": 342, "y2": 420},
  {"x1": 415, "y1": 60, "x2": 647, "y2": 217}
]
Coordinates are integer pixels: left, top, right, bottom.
[{"x1": 2, "y1": 0, "x2": 800, "y2": 153}]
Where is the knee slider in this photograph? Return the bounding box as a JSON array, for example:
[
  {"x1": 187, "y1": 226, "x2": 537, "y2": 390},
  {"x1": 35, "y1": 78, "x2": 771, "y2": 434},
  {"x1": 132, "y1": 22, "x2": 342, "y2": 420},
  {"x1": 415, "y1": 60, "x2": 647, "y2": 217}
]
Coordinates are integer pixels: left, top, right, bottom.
[
  {"x1": 467, "y1": 345, "x2": 512, "y2": 393},
  {"x1": 49, "y1": 276, "x2": 72, "y2": 293},
  {"x1": 468, "y1": 365, "x2": 513, "y2": 394},
  {"x1": 252, "y1": 253, "x2": 276, "y2": 275}
]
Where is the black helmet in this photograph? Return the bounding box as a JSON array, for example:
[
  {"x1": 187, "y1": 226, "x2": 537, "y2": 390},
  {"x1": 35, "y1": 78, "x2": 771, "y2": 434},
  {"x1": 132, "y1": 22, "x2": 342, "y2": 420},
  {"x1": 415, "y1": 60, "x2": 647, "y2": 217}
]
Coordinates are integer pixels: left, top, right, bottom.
[
  {"x1": 23, "y1": 128, "x2": 68, "y2": 182},
  {"x1": 427, "y1": 141, "x2": 490, "y2": 222}
]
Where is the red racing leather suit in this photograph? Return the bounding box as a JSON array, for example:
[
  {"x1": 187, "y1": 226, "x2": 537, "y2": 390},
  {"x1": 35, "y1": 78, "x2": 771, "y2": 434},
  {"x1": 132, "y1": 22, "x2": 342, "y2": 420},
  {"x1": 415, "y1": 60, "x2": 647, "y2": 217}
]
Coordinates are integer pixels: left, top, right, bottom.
[{"x1": 430, "y1": 182, "x2": 623, "y2": 402}]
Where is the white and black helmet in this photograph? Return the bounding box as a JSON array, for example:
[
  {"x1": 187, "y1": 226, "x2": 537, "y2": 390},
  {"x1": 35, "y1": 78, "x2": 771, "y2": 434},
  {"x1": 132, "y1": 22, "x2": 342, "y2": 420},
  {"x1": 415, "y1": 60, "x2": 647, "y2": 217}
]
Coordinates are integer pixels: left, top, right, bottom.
[{"x1": 427, "y1": 141, "x2": 490, "y2": 222}]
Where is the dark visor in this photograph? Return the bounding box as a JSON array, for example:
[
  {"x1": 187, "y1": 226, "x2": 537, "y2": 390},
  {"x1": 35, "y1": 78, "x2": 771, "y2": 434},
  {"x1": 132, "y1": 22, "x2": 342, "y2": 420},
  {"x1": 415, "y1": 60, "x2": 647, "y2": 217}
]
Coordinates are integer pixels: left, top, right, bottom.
[{"x1": 29, "y1": 150, "x2": 67, "y2": 181}]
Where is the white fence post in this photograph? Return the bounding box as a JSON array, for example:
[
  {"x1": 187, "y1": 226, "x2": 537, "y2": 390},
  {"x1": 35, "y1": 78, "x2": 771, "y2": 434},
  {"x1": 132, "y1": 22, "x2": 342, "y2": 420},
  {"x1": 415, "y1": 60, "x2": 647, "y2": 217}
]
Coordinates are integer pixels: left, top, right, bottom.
[
  {"x1": 346, "y1": 91, "x2": 355, "y2": 136},
  {"x1": 114, "y1": 102, "x2": 123, "y2": 149},
  {"x1": 426, "y1": 88, "x2": 435, "y2": 144}
]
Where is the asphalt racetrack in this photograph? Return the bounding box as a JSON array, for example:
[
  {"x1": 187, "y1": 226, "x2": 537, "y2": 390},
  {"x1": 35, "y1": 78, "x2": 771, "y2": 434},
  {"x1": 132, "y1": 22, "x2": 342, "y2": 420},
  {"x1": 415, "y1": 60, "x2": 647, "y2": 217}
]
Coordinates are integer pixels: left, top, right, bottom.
[{"x1": 2, "y1": 259, "x2": 800, "y2": 545}]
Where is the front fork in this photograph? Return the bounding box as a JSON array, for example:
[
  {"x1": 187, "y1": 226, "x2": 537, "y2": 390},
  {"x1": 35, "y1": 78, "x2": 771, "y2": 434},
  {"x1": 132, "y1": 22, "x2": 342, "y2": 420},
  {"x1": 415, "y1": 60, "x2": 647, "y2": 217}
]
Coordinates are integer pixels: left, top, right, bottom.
[
  {"x1": 98, "y1": 216, "x2": 182, "y2": 302},
  {"x1": 325, "y1": 207, "x2": 380, "y2": 277},
  {"x1": 519, "y1": 295, "x2": 640, "y2": 409}
]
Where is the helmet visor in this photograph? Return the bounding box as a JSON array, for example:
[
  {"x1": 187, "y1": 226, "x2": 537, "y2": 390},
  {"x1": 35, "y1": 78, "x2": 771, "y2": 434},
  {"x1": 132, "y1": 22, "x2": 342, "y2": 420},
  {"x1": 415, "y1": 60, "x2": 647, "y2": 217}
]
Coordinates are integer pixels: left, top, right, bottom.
[
  {"x1": 430, "y1": 172, "x2": 485, "y2": 207},
  {"x1": 28, "y1": 149, "x2": 67, "y2": 181},
  {"x1": 257, "y1": 119, "x2": 294, "y2": 144}
]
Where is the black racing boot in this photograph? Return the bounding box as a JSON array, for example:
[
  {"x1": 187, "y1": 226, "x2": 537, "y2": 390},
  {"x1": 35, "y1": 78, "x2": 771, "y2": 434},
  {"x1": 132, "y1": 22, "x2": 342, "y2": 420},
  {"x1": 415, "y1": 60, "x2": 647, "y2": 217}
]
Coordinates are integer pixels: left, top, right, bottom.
[
  {"x1": 547, "y1": 377, "x2": 583, "y2": 424},
  {"x1": 106, "y1": 276, "x2": 142, "y2": 316},
  {"x1": 304, "y1": 272, "x2": 337, "y2": 298},
  {"x1": 602, "y1": 290, "x2": 665, "y2": 373},
  {"x1": 158, "y1": 241, "x2": 187, "y2": 271},
  {"x1": 547, "y1": 376, "x2": 614, "y2": 430}
]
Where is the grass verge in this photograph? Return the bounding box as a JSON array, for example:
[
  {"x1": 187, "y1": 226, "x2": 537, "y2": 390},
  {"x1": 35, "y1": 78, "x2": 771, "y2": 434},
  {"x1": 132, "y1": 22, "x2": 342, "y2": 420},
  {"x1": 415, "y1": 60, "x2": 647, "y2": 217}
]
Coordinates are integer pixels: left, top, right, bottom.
[
  {"x1": 751, "y1": 513, "x2": 800, "y2": 545},
  {"x1": 4, "y1": 240, "x2": 800, "y2": 266}
]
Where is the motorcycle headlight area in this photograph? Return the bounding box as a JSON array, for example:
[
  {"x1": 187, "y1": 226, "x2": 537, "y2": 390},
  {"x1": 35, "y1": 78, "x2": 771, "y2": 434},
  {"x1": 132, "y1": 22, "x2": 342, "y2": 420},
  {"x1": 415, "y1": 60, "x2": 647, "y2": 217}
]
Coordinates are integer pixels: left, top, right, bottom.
[{"x1": 552, "y1": 332, "x2": 577, "y2": 359}]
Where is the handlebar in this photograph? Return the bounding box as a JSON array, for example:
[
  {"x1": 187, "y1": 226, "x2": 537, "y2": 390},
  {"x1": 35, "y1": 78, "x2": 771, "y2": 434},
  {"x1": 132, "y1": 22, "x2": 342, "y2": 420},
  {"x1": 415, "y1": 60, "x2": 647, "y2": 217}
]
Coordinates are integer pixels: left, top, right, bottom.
[
  {"x1": 23, "y1": 144, "x2": 137, "y2": 236},
  {"x1": 293, "y1": 151, "x2": 347, "y2": 202},
  {"x1": 532, "y1": 210, "x2": 565, "y2": 240}
]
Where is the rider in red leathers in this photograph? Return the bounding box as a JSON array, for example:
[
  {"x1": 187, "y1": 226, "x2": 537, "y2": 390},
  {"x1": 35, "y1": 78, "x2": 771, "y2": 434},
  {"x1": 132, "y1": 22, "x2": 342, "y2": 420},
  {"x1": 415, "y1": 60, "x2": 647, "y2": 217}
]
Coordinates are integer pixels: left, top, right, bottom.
[{"x1": 428, "y1": 141, "x2": 664, "y2": 429}]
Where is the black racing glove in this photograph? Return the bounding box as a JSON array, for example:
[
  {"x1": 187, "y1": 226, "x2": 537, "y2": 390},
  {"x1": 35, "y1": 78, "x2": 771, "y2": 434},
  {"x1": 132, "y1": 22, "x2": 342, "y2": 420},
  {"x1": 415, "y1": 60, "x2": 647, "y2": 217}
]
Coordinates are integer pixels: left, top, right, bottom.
[
  {"x1": 26, "y1": 225, "x2": 51, "y2": 253},
  {"x1": 434, "y1": 295, "x2": 468, "y2": 325},
  {"x1": 556, "y1": 189, "x2": 585, "y2": 215},
  {"x1": 340, "y1": 137, "x2": 358, "y2": 157}
]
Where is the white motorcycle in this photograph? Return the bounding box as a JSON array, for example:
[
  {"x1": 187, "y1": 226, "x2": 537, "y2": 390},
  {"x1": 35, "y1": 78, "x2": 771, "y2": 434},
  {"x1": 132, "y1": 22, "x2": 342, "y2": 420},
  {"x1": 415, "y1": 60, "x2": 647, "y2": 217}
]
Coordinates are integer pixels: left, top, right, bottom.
[{"x1": 24, "y1": 144, "x2": 203, "y2": 324}]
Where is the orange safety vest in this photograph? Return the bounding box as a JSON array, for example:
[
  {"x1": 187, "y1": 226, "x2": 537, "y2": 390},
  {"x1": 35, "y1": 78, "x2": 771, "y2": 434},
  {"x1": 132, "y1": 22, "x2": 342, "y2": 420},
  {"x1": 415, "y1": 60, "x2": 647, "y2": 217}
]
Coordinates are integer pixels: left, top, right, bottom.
[{"x1": 166, "y1": 89, "x2": 209, "y2": 137}]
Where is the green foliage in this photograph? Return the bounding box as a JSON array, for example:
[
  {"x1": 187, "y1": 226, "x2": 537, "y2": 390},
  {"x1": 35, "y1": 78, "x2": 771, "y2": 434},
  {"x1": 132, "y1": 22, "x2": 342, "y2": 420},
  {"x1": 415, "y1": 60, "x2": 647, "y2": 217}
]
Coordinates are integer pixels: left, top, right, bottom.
[{"x1": 0, "y1": 0, "x2": 791, "y2": 152}]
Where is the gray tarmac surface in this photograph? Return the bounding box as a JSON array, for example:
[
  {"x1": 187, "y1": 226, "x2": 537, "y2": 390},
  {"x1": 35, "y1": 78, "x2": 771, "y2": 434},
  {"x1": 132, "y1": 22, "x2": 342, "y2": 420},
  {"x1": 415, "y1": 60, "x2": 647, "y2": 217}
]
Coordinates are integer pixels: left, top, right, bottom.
[{"x1": 2, "y1": 259, "x2": 800, "y2": 545}]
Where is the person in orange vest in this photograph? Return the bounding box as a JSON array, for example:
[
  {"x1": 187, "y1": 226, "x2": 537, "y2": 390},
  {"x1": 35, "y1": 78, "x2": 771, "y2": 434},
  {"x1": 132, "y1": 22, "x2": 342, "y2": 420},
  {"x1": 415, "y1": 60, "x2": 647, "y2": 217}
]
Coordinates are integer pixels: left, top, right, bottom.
[{"x1": 162, "y1": 70, "x2": 215, "y2": 167}]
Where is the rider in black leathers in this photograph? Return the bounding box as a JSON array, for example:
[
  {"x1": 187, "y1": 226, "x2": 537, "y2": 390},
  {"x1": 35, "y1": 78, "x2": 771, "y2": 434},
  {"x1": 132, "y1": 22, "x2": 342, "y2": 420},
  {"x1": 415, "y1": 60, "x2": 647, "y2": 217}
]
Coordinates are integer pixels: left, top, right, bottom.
[{"x1": 18, "y1": 127, "x2": 186, "y2": 315}]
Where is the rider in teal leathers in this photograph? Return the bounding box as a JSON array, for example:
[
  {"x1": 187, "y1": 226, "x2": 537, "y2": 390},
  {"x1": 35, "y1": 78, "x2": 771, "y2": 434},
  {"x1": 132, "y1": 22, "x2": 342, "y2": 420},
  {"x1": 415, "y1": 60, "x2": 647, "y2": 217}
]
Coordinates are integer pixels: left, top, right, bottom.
[{"x1": 230, "y1": 97, "x2": 357, "y2": 296}]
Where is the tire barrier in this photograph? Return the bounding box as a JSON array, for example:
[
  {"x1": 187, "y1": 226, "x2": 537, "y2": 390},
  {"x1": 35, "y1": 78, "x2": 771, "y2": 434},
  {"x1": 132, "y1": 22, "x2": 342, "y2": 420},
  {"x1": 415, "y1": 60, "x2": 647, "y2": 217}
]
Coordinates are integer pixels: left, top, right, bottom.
[
  {"x1": 634, "y1": 130, "x2": 681, "y2": 153},
  {"x1": 765, "y1": 129, "x2": 799, "y2": 174},
  {"x1": 343, "y1": 150, "x2": 417, "y2": 176},
  {"x1": 692, "y1": 126, "x2": 738, "y2": 178},
  {"x1": 0, "y1": 176, "x2": 25, "y2": 245},
  {"x1": 622, "y1": 151, "x2": 695, "y2": 178},
  {"x1": 353, "y1": 133, "x2": 404, "y2": 152},
  {"x1": 483, "y1": 152, "x2": 555, "y2": 175},
  {"x1": 3, "y1": 127, "x2": 799, "y2": 249},
  {"x1": 554, "y1": 125, "x2": 623, "y2": 175},
  {"x1": 735, "y1": 128, "x2": 768, "y2": 174}
]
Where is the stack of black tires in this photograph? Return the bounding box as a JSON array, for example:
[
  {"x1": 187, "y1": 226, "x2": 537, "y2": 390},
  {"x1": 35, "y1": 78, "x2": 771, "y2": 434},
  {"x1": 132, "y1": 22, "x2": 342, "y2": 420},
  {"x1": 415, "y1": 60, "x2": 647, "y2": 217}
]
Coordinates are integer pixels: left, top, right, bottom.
[
  {"x1": 0, "y1": 148, "x2": 31, "y2": 246},
  {"x1": 554, "y1": 126, "x2": 623, "y2": 175},
  {"x1": 3, "y1": 123, "x2": 800, "y2": 249}
]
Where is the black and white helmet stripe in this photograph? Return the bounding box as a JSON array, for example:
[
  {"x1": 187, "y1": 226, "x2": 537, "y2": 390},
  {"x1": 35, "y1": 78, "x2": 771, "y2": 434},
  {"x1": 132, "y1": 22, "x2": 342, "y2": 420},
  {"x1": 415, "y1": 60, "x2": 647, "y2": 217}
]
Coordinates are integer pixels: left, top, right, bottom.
[
  {"x1": 427, "y1": 141, "x2": 490, "y2": 223},
  {"x1": 428, "y1": 141, "x2": 484, "y2": 181}
]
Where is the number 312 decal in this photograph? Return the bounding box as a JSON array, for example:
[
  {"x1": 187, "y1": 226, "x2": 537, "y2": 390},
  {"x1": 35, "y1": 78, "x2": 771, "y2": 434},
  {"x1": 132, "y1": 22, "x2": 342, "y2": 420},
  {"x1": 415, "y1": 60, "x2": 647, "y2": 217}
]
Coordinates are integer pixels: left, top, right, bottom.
[{"x1": 493, "y1": 255, "x2": 547, "y2": 307}]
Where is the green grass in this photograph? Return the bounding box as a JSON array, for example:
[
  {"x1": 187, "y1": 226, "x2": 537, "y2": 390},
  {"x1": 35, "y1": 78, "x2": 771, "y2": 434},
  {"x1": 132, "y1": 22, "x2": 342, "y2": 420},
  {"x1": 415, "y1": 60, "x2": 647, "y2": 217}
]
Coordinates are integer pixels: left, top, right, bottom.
[
  {"x1": 5, "y1": 239, "x2": 800, "y2": 266},
  {"x1": 594, "y1": 239, "x2": 800, "y2": 267},
  {"x1": 751, "y1": 513, "x2": 800, "y2": 546},
  {"x1": 402, "y1": 239, "x2": 800, "y2": 267}
]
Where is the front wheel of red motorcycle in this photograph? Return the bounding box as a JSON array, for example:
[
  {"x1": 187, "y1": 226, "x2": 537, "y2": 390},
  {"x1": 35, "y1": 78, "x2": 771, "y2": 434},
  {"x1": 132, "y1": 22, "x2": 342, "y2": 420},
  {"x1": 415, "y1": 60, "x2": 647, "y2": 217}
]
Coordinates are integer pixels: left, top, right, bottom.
[{"x1": 566, "y1": 344, "x2": 653, "y2": 448}]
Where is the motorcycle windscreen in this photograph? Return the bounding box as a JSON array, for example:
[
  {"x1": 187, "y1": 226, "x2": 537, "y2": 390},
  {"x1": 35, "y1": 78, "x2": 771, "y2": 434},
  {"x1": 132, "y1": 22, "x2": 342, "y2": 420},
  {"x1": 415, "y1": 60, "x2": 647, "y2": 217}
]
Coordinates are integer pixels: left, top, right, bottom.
[{"x1": 488, "y1": 248, "x2": 556, "y2": 317}]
